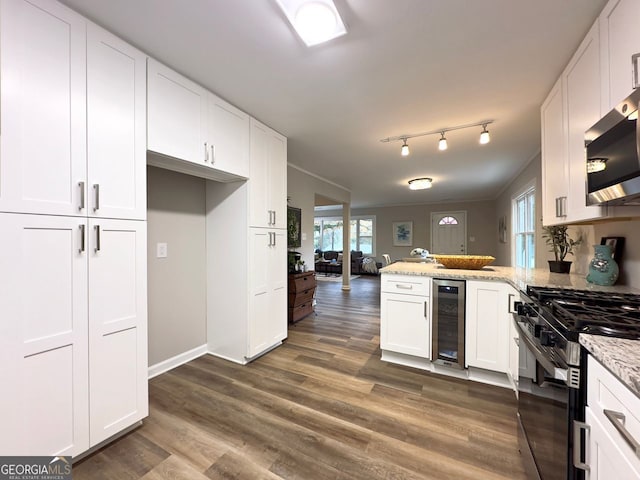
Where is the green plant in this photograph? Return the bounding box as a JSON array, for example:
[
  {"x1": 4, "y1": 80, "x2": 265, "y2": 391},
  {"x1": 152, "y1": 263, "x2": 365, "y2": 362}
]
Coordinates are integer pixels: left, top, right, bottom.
[{"x1": 541, "y1": 225, "x2": 582, "y2": 261}]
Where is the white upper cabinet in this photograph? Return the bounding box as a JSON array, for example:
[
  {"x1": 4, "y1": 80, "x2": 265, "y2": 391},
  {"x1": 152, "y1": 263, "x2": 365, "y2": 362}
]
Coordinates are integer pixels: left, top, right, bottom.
[
  {"x1": 209, "y1": 94, "x2": 250, "y2": 178},
  {"x1": 599, "y1": 0, "x2": 640, "y2": 111},
  {"x1": 0, "y1": 0, "x2": 87, "y2": 216},
  {"x1": 87, "y1": 23, "x2": 147, "y2": 220},
  {"x1": 147, "y1": 59, "x2": 249, "y2": 181},
  {"x1": 564, "y1": 22, "x2": 607, "y2": 223},
  {"x1": 147, "y1": 59, "x2": 208, "y2": 167},
  {"x1": 541, "y1": 78, "x2": 568, "y2": 226},
  {"x1": 249, "y1": 118, "x2": 287, "y2": 229}
]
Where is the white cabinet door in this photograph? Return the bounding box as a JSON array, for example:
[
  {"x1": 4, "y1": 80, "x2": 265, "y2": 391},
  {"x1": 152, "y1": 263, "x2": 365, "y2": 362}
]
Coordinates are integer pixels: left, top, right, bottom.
[
  {"x1": 247, "y1": 228, "x2": 287, "y2": 358},
  {"x1": 87, "y1": 24, "x2": 147, "y2": 220},
  {"x1": 209, "y1": 93, "x2": 250, "y2": 178},
  {"x1": 88, "y1": 219, "x2": 147, "y2": 446},
  {"x1": 586, "y1": 407, "x2": 640, "y2": 480},
  {"x1": 0, "y1": 0, "x2": 86, "y2": 216},
  {"x1": 0, "y1": 213, "x2": 89, "y2": 456},
  {"x1": 465, "y1": 281, "x2": 510, "y2": 373},
  {"x1": 508, "y1": 317, "x2": 519, "y2": 391},
  {"x1": 147, "y1": 59, "x2": 208, "y2": 166},
  {"x1": 599, "y1": 0, "x2": 640, "y2": 110},
  {"x1": 380, "y1": 292, "x2": 430, "y2": 359},
  {"x1": 541, "y1": 77, "x2": 568, "y2": 226},
  {"x1": 249, "y1": 119, "x2": 287, "y2": 229},
  {"x1": 565, "y1": 22, "x2": 607, "y2": 223}
]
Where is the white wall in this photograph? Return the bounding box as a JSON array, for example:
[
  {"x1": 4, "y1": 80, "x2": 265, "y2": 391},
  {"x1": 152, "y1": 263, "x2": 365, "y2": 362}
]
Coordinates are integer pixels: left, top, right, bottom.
[
  {"x1": 147, "y1": 166, "x2": 207, "y2": 366},
  {"x1": 594, "y1": 219, "x2": 640, "y2": 289}
]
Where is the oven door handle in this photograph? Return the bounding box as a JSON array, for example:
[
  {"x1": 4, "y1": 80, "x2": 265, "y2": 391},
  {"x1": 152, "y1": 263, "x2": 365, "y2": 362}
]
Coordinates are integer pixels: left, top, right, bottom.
[{"x1": 516, "y1": 321, "x2": 569, "y2": 383}]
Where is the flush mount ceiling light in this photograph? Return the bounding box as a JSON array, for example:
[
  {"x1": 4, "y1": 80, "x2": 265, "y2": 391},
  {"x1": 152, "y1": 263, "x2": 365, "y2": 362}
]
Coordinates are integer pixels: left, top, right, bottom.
[
  {"x1": 408, "y1": 178, "x2": 433, "y2": 190},
  {"x1": 275, "y1": 0, "x2": 347, "y2": 47},
  {"x1": 400, "y1": 138, "x2": 410, "y2": 156},
  {"x1": 587, "y1": 157, "x2": 607, "y2": 173},
  {"x1": 380, "y1": 120, "x2": 494, "y2": 156}
]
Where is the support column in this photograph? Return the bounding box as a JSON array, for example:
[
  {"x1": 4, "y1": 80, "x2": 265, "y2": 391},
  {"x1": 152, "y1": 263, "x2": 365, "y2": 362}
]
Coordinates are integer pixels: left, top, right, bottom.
[{"x1": 342, "y1": 203, "x2": 351, "y2": 291}]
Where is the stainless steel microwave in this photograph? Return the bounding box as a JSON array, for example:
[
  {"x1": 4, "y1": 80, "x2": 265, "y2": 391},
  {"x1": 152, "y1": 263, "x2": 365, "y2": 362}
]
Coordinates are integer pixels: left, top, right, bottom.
[{"x1": 585, "y1": 88, "x2": 640, "y2": 206}]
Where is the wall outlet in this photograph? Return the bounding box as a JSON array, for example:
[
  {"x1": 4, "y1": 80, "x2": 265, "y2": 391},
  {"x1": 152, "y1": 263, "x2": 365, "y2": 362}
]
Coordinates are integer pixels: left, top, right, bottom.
[{"x1": 157, "y1": 242, "x2": 168, "y2": 258}]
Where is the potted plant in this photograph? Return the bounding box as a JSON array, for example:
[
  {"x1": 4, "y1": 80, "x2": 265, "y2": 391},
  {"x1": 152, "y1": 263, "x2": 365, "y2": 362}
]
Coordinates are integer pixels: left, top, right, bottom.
[{"x1": 542, "y1": 225, "x2": 582, "y2": 273}]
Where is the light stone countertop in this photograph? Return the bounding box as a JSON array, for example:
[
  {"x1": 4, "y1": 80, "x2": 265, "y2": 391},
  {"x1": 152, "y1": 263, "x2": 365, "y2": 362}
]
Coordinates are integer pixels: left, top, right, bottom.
[
  {"x1": 381, "y1": 261, "x2": 640, "y2": 396},
  {"x1": 580, "y1": 335, "x2": 640, "y2": 399},
  {"x1": 380, "y1": 261, "x2": 640, "y2": 294}
]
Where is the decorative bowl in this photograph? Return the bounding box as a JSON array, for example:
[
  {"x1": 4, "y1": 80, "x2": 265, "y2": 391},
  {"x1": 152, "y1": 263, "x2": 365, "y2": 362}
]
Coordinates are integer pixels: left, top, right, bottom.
[{"x1": 431, "y1": 254, "x2": 495, "y2": 270}]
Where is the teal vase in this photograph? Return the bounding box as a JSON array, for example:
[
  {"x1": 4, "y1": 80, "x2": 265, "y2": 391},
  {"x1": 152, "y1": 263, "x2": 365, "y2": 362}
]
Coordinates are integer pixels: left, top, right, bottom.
[{"x1": 586, "y1": 244, "x2": 619, "y2": 286}]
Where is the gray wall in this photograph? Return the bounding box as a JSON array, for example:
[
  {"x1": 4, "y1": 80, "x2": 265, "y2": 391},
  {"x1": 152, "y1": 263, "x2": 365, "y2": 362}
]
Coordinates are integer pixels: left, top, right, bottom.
[
  {"x1": 318, "y1": 201, "x2": 498, "y2": 264},
  {"x1": 147, "y1": 166, "x2": 207, "y2": 366},
  {"x1": 287, "y1": 165, "x2": 351, "y2": 268}
]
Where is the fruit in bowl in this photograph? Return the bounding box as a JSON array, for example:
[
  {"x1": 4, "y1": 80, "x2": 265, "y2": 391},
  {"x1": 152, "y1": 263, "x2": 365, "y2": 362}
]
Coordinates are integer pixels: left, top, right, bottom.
[{"x1": 431, "y1": 254, "x2": 495, "y2": 270}]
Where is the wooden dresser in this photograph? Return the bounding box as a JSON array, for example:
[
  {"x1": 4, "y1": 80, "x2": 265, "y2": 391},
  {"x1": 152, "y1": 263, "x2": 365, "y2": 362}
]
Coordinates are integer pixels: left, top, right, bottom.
[{"x1": 288, "y1": 271, "x2": 316, "y2": 323}]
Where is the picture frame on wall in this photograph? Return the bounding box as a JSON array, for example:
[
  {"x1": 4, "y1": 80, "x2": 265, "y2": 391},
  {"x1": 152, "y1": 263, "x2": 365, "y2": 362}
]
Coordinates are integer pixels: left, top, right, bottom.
[
  {"x1": 287, "y1": 206, "x2": 302, "y2": 248},
  {"x1": 600, "y1": 236, "x2": 625, "y2": 263},
  {"x1": 392, "y1": 221, "x2": 413, "y2": 246}
]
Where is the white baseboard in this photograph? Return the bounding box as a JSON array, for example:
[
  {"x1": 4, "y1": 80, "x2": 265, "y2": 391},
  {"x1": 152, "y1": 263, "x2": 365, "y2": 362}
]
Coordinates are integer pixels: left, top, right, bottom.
[{"x1": 148, "y1": 344, "x2": 208, "y2": 379}]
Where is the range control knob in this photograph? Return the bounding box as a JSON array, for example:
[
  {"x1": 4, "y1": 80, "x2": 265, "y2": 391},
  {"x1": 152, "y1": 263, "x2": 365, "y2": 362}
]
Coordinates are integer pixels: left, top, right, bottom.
[{"x1": 540, "y1": 330, "x2": 555, "y2": 347}]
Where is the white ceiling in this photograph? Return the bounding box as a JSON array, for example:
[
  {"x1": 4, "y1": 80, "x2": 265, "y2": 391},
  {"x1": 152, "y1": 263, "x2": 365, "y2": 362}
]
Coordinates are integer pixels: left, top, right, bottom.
[{"x1": 63, "y1": 0, "x2": 607, "y2": 207}]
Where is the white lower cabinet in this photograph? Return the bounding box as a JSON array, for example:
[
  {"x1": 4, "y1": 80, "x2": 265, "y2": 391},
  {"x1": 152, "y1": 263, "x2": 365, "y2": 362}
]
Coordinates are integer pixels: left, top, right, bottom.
[
  {"x1": 465, "y1": 280, "x2": 515, "y2": 373},
  {"x1": 585, "y1": 355, "x2": 640, "y2": 478},
  {"x1": 380, "y1": 275, "x2": 430, "y2": 359},
  {"x1": 0, "y1": 213, "x2": 147, "y2": 456},
  {"x1": 508, "y1": 317, "x2": 520, "y2": 390}
]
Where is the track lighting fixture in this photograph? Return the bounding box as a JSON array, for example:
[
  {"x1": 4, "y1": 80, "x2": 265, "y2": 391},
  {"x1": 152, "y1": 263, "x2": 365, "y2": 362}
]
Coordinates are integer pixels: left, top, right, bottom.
[
  {"x1": 408, "y1": 178, "x2": 433, "y2": 190},
  {"x1": 401, "y1": 138, "x2": 410, "y2": 156},
  {"x1": 438, "y1": 132, "x2": 448, "y2": 151},
  {"x1": 479, "y1": 124, "x2": 490, "y2": 144},
  {"x1": 380, "y1": 120, "x2": 494, "y2": 156}
]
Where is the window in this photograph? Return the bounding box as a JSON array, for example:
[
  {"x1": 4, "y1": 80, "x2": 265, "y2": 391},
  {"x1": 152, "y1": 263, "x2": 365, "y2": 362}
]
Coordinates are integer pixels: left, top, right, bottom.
[
  {"x1": 438, "y1": 216, "x2": 458, "y2": 225},
  {"x1": 512, "y1": 185, "x2": 535, "y2": 269},
  {"x1": 314, "y1": 216, "x2": 376, "y2": 255}
]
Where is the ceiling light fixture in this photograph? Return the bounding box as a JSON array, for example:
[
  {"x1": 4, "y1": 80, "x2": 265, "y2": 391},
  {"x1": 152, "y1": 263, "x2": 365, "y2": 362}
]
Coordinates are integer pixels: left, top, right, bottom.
[
  {"x1": 408, "y1": 178, "x2": 433, "y2": 190},
  {"x1": 401, "y1": 138, "x2": 410, "y2": 156},
  {"x1": 380, "y1": 120, "x2": 494, "y2": 155},
  {"x1": 275, "y1": 0, "x2": 347, "y2": 47},
  {"x1": 587, "y1": 158, "x2": 607, "y2": 173},
  {"x1": 438, "y1": 132, "x2": 448, "y2": 151},
  {"x1": 479, "y1": 124, "x2": 490, "y2": 144}
]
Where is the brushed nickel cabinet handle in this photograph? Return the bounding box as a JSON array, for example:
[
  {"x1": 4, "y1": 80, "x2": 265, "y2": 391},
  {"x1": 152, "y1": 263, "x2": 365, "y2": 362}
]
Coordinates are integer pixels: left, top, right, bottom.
[
  {"x1": 396, "y1": 284, "x2": 413, "y2": 290},
  {"x1": 424, "y1": 301, "x2": 427, "y2": 318},
  {"x1": 573, "y1": 420, "x2": 590, "y2": 471},
  {"x1": 211, "y1": 144, "x2": 215, "y2": 164},
  {"x1": 508, "y1": 293, "x2": 516, "y2": 313},
  {"x1": 633, "y1": 53, "x2": 640, "y2": 89},
  {"x1": 93, "y1": 184, "x2": 100, "y2": 212},
  {"x1": 604, "y1": 409, "x2": 640, "y2": 458},
  {"x1": 79, "y1": 224, "x2": 85, "y2": 253},
  {"x1": 273, "y1": 210, "x2": 276, "y2": 225},
  {"x1": 78, "y1": 181, "x2": 85, "y2": 211},
  {"x1": 94, "y1": 225, "x2": 101, "y2": 252},
  {"x1": 204, "y1": 142, "x2": 208, "y2": 162}
]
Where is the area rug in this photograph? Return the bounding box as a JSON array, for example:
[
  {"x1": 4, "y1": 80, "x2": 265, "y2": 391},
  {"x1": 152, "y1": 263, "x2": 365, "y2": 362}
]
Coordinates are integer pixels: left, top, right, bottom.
[{"x1": 316, "y1": 275, "x2": 361, "y2": 282}]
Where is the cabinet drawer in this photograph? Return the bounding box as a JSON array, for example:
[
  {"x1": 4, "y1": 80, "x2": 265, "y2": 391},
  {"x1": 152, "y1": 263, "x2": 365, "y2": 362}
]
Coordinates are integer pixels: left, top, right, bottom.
[
  {"x1": 587, "y1": 355, "x2": 640, "y2": 469},
  {"x1": 289, "y1": 302, "x2": 314, "y2": 323},
  {"x1": 289, "y1": 273, "x2": 316, "y2": 292},
  {"x1": 288, "y1": 287, "x2": 315, "y2": 307},
  {"x1": 381, "y1": 274, "x2": 430, "y2": 296}
]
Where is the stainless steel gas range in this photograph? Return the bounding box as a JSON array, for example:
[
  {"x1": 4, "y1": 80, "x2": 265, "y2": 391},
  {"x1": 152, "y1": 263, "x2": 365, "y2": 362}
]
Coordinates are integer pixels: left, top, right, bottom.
[{"x1": 513, "y1": 286, "x2": 640, "y2": 480}]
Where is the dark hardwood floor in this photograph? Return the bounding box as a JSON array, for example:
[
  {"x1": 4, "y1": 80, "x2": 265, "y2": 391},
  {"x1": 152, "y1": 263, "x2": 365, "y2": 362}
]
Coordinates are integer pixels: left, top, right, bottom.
[{"x1": 74, "y1": 275, "x2": 526, "y2": 479}]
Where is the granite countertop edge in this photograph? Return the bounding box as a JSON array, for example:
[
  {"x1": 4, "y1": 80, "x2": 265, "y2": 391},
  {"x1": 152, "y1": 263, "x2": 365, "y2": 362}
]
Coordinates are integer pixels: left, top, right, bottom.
[{"x1": 579, "y1": 334, "x2": 640, "y2": 399}]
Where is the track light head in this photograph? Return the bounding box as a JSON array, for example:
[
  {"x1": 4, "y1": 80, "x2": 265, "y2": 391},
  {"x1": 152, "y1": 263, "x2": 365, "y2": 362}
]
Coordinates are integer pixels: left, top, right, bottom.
[
  {"x1": 438, "y1": 132, "x2": 448, "y2": 151},
  {"x1": 479, "y1": 124, "x2": 490, "y2": 144},
  {"x1": 401, "y1": 138, "x2": 410, "y2": 156}
]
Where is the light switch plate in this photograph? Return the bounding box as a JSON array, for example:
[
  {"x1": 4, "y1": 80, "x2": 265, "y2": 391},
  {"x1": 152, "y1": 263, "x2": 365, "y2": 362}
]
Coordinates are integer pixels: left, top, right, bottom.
[
  {"x1": 157, "y1": 242, "x2": 168, "y2": 258},
  {"x1": 302, "y1": 232, "x2": 307, "y2": 241}
]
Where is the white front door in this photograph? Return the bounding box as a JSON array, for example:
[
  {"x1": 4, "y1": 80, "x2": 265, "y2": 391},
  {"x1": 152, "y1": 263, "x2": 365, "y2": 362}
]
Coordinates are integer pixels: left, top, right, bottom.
[{"x1": 431, "y1": 211, "x2": 467, "y2": 254}]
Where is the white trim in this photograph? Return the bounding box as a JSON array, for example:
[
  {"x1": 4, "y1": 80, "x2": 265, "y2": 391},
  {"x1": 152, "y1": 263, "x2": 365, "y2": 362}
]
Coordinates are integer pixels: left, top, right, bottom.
[
  {"x1": 288, "y1": 162, "x2": 351, "y2": 192},
  {"x1": 147, "y1": 344, "x2": 208, "y2": 379},
  {"x1": 511, "y1": 180, "x2": 536, "y2": 268}
]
